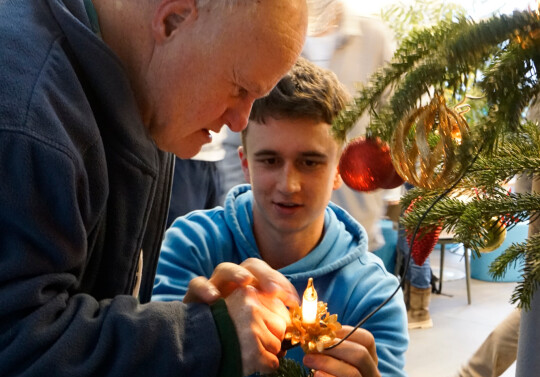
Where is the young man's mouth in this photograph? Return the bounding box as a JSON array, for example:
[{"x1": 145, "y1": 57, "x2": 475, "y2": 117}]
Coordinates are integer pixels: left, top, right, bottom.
[{"x1": 273, "y1": 201, "x2": 303, "y2": 213}]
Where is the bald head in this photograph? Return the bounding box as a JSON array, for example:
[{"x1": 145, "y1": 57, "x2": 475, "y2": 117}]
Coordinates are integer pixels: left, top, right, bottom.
[{"x1": 93, "y1": 0, "x2": 307, "y2": 158}]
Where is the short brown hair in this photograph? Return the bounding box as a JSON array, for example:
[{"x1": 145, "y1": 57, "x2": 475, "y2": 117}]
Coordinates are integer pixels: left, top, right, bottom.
[{"x1": 242, "y1": 56, "x2": 350, "y2": 148}]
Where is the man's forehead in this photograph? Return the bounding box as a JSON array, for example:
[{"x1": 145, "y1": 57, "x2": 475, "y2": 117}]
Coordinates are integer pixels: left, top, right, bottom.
[
  {"x1": 237, "y1": 67, "x2": 282, "y2": 99},
  {"x1": 244, "y1": 80, "x2": 269, "y2": 99}
]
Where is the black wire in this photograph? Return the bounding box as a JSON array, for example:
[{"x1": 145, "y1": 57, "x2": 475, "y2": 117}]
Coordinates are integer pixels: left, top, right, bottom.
[{"x1": 325, "y1": 143, "x2": 485, "y2": 350}]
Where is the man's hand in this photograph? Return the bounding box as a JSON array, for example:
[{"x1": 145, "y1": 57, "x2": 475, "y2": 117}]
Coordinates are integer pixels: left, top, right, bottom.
[
  {"x1": 302, "y1": 325, "x2": 380, "y2": 377},
  {"x1": 183, "y1": 258, "x2": 299, "y2": 307},
  {"x1": 224, "y1": 285, "x2": 292, "y2": 375},
  {"x1": 183, "y1": 258, "x2": 300, "y2": 375}
]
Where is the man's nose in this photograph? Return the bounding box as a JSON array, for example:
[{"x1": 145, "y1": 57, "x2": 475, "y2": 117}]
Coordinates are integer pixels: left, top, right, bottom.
[{"x1": 224, "y1": 99, "x2": 254, "y2": 132}]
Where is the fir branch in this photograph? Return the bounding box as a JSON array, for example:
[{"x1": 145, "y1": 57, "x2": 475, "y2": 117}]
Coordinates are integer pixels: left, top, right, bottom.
[
  {"x1": 332, "y1": 17, "x2": 472, "y2": 141},
  {"x1": 479, "y1": 40, "x2": 540, "y2": 146},
  {"x1": 401, "y1": 190, "x2": 538, "y2": 253},
  {"x1": 380, "y1": 0, "x2": 467, "y2": 42},
  {"x1": 401, "y1": 194, "x2": 467, "y2": 231},
  {"x1": 456, "y1": 121, "x2": 540, "y2": 187},
  {"x1": 490, "y1": 233, "x2": 540, "y2": 310},
  {"x1": 257, "y1": 358, "x2": 312, "y2": 377},
  {"x1": 465, "y1": 153, "x2": 540, "y2": 188},
  {"x1": 336, "y1": 7, "x2": 540, "y2": 308}
]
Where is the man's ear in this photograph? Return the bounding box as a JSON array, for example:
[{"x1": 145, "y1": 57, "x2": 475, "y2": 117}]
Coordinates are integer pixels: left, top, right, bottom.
[
  {"x1": 152, "y1": 0, "x2": 198, "y2": 43},
  {"x1": 238, "y1": 146, "x2": 251, "y2": 184}
]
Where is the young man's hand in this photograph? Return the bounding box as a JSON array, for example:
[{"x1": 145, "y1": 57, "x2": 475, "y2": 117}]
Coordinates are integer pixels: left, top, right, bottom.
[{"x1": 302, "y1": 325, "x2": 381, "y2": 377}]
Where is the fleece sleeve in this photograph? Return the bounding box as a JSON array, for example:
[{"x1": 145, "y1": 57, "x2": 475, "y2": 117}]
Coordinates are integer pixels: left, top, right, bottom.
[{"x1": 0, "y1": 132, "x2": 223, "y2": 377}]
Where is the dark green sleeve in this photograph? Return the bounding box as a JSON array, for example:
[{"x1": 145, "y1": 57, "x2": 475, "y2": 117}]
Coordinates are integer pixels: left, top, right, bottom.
[{"x1": 210, "y1": 298, "x2": 243, "y2": 377}]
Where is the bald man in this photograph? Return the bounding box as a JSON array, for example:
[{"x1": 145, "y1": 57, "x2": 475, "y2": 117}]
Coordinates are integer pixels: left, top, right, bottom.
[{"x1": 0, "y1": 0, "x2": 307, "y2": 376}]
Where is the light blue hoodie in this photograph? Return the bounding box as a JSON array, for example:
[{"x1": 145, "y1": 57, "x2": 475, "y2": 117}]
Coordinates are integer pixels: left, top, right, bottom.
[{"x1": 154, "y1": 184, "x2": 409, "y2": 376}]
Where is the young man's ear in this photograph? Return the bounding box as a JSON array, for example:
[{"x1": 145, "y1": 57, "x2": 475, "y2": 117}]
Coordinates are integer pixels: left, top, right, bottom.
[
  {"x1": 238, "y1": 146, "x2": 251, "y2": 184},
  {"x1": 333, "y1": 170, "x2": 343, "y2": 190},
  {"x1": 152, "y1": 0, "x2": 198, "y2": 43}
]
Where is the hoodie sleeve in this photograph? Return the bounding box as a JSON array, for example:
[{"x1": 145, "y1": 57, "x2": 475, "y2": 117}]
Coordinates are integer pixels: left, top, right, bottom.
[
  {"x1": 153, "y1": 211, "x2": 238, "y2": 302},
  {"x1": 337, "y1": 259, "x2": 409, "y2": 377}
]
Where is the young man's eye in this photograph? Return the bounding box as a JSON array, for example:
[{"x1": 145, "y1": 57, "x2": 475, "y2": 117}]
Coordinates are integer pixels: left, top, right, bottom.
[
  {"x1": 256, "y1": 157, "x2": 277, "y2": 165},
  {"x1": 302, "y1": 160, "x2": 322, "y2": 168}
]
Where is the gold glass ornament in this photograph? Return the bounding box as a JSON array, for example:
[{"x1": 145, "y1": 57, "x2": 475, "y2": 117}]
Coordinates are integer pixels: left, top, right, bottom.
[
  {"x1": 479, "y1": 217, "x2": 507, "y2": 253},
  {"x1": 390, "y1": 93, "x2": 470, "y2": 189}
]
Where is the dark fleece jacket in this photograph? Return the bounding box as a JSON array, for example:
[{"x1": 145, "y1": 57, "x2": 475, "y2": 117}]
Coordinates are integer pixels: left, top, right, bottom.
[{"x1": 0, "y1": 0, "x2": 236, "y2": 375}]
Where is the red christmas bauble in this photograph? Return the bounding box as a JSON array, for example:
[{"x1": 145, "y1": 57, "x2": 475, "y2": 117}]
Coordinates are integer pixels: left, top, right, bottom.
[
  {"x1": 407, "y1": 225, "x2": 442, "y2": 266},
  {"x1": 405, "y1": 200, "x2": 442, "y2": 266},
  {"x1": 339, "y1": 137, "x2": 404, "y2": 192}
]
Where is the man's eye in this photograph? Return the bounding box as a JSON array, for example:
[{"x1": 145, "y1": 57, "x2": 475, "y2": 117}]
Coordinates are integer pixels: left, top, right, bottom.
[{"x1": 236, "y1": 86, "x2": 248, "y2": 98}]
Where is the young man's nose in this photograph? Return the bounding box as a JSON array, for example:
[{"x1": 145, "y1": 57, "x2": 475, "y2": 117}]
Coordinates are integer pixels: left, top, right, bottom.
[{"x1": 277, "y1": 163, "x2": 301, "y2": 193}]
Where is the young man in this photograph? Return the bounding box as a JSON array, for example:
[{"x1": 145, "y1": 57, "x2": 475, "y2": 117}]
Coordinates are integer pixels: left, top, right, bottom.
[
  {"x1": 0, "y1": 0, "x2": 307, "y2": 376},
  {"x1": 154, "y1": 57, "x2": 409, "y2": 377}
]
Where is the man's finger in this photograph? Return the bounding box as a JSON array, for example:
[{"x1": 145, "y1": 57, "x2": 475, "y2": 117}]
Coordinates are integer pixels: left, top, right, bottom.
[
  {"x1": 183, "y1": 276, "x2": 220, "y2": 303},
  {"x1": 240, "y1": 258, "x2": 300, "y2": 306},
  {"x1": 208, "y1": 262, "x2": 256, "y2": 297}
]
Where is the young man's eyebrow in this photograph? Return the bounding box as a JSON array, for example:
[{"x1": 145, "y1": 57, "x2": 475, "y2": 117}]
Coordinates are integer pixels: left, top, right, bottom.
[
  {"x1": 253, "y1": 150, "x2": 278, "y2": 157},
  {"x1": 300, "y1": 151, "x2": 328, "y2": 159},
  {"x1": 253, "y1": 150, "x2": 328, "y2": 158}
]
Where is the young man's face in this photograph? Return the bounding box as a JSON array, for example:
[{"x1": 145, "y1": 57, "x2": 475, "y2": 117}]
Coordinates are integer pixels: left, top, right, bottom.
[{"x1": 240, "y1": 117, "x2": 342, "y2": 237}]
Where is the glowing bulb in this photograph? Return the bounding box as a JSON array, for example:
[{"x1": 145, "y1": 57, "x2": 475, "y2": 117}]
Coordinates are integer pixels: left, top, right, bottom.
[{"x1": 302, "y1": 278, "x2": 318, "y2": 325}]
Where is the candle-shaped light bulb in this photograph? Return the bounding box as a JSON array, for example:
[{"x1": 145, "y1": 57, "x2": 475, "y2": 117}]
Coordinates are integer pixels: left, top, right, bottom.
[{"x1": 302, "y1": 278, "x2": 318, "y2": 325}]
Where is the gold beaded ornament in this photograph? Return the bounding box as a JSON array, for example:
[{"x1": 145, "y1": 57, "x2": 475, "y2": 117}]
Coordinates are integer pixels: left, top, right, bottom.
[{"x1": 390, "y1": 93, "x2": 470, "y2": 190}]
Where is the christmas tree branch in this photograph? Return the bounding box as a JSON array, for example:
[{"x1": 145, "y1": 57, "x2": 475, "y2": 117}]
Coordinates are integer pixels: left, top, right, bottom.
[
  {"x1": 490, "y1": 233, "x2": 540, "y2": 310},
  {"x1": 257, "y1": 358, "x2": 312, "y2": 377},
  {"x1": 402, "y1": 190, "x2": 537, "y2": 249}
]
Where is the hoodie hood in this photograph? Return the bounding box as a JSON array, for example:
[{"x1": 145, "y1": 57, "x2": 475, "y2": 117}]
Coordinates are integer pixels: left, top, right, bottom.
[{"x1": 223, "y1": 184, "x2": 369, "y2": 282}]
